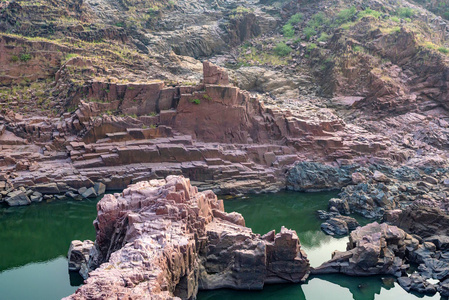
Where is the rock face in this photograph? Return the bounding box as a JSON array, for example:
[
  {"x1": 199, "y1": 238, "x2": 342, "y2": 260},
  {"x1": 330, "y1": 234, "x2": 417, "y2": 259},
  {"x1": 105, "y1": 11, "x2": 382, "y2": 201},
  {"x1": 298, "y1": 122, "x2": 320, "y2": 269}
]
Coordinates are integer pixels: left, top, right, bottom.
[
  {"x1": 386, "y1": 205, "x2": 449, "y2": 238},
  {"x1": 286, "y1": 162, "x2": 353, "y2": 191},
  {"x1": 398, "y1": 273, "x2": 437, "y2": 295},
  {"x1": 202, "y1": 61, "x2": 229, "y2": 85},
  {"x1": 320, "y1": 215, "x2": 359, "y2": 236},
  {"x1": 68, "y1": 240, "x2": 94, "y2": 279},
  {"x1": 65, "y1": 176, "x2": 309, "y2": 299},
  {"x1": 313, "y1": 222, "x2": 410, "y2": 276}
]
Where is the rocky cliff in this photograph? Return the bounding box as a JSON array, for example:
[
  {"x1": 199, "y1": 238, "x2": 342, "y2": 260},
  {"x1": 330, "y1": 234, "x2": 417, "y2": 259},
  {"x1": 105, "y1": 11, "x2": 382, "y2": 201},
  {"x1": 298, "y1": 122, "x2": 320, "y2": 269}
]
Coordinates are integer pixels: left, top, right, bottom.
[{"x1": 65, "y1": 175, "x2": 309, "y2": 299}]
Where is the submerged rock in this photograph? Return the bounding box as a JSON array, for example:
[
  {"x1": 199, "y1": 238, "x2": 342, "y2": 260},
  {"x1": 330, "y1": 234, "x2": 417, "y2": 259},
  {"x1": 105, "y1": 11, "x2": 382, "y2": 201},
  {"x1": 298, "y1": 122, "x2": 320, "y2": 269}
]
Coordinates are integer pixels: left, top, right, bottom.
[{"x1": 65, "y1": 176, "x2": 310, "y2": 299}]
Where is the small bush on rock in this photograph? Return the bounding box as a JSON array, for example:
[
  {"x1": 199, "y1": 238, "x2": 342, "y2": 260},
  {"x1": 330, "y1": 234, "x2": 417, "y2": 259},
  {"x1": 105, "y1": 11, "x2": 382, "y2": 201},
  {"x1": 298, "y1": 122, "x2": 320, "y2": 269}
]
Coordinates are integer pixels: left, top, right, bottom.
[{"x1": 274, "y1": 42, "x2": 292, "y2": 56}]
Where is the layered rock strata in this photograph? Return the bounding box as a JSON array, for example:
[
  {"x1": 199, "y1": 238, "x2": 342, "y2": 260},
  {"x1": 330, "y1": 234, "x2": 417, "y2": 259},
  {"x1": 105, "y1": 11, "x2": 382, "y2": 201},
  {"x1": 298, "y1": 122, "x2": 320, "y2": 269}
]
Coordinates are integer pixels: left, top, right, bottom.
[
  {"x1": 1, "y1": 61, "x2": 393, "y2": 205},
  {"x1": 66, "y1": 176, "x2": 309, "y2": 299}
]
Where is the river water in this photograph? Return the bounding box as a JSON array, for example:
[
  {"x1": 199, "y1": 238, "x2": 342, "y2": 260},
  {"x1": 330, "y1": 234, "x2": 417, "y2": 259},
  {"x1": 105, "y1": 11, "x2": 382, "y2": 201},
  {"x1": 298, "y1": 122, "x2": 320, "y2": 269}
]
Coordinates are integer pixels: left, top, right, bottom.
[{"x1": 0, "y1": 192, "x2": 440, "y2": 299}]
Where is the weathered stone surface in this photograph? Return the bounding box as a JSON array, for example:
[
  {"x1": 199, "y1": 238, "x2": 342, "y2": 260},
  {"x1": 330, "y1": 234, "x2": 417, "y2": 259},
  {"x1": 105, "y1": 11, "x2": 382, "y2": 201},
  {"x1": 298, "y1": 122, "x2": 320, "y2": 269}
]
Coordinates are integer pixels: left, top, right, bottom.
[
  {"x1": 32, "y1": 183, "x2": 60, "y2": 194},
  {"x1": 287, "y1": 162, "x2": 353, "y2": 191},
  {"x1": 5, "y1": 190, "x2": 31, "y2": 206},
  {"x1": 93, "y1": 182, "x2": 106, "y2": 196},
  {"x1": 328, "y1": 198, "x2": 350, "y2": 215},
  {"x1": 313, "y1": 222, "x2": 409, "y2": 277},
  {"x1": 398, "y1": 273, "x2": 437, "y2": 295},
  {"x1": 339, "y1": 182, "x2": 398, "y2": 219},
  {"x1": 321, "y1": 215, "x2": 359, "y2": 236},
  {"x1": 65, "y1": 176, "x2": 309, "y2": 299},
  {"x1": 388, "y1": 205, "x2": 449, "y2": 238},
  {"x1": 68, "y1": 240, "x2": 94, "y2": 279},
  {"x1": 203, "y1": 61, "x2": 229, "y2": 85},
  {"x1": 81, "y1": 187, "x2": 97, "y2": 199}
]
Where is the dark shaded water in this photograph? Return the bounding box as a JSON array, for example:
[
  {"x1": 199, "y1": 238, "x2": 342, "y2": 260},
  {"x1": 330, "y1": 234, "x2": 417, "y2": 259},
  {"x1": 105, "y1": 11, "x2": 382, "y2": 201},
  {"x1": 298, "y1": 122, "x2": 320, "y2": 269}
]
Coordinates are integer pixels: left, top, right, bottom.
[{"x1": 0, "y1": 192, "x2": 440, "y2": 299}]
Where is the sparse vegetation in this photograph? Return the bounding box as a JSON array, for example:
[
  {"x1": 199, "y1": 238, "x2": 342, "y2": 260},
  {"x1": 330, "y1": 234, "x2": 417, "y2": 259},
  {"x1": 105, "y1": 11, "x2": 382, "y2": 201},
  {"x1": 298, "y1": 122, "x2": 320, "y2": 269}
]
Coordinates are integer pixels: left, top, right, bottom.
[
  {"x1": 438, "y1": 46, "x2": 449, "y2": 54},
  {"x1": 288, "y1": 13, "x2": 303, "y2": 25},
  {"x1": 282, "y1": 23, "x2": 295, "y2": 38},
  {"x1": 307, "y1": 43, "x2": 317, "y2": 52},
  {"x1": 191, "y1": 98, "x2": 201, "y2": 105},
  {"x1": 20, "y1": 53, "x2": 31, "y2": 62},
  {"x1": 230, "y1": 6, "x2": 252, "y2": 19},
  {"x1": 273, "y1": 42, "x2": 292, "y2": 56},
  {"x1": 397, "y1": 7, "x2": 415, "y2": 19},
  {"x1": 358, "y1": 8, "x2": 382, "y2": 19},
  {"x1": 317, "y1": 32, "x2": 330, "y2": 42},
  {"x1": 336, "y1": 6, "x2": 357, "y2": 25},
  {"x1": 303, "y1": 27, "x2": 317, "y2": 41}
]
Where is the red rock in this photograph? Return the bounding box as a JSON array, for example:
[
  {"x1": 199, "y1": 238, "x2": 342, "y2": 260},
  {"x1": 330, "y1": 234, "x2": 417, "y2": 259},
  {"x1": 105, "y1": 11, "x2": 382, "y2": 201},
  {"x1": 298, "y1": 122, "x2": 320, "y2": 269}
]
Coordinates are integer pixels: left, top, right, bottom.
[{"x1": 66, "y1": 176, "x2": 309, "y2": 299}]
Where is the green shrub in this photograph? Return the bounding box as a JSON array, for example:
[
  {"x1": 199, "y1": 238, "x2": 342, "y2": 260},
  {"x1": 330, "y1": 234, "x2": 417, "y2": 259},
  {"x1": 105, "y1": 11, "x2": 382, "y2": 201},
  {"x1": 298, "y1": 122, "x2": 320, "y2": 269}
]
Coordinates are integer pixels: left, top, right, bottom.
[
  {"x1": 438, "y1": 47, "x2": 449, "y2": 54},
  {"x1": 20, "y1": 53, "x2": 31, "y2": 62},
  {"x1": 444, "y1": 11, "x2": 449, "y2": 20},
  {"x1": 282, "y1": 23, "x2": 295, "y2": 37},
  {"x1": 390, "y1": 16, "x2": 400, "y2": 22},
  {"x1": 308, "y1": 12, "x2": 327, "y2": 28},
  {"x1": 191, "y1": 98, "x2": 201, "y2": 105},
  {"x1": 336, "y1": 6, "x2": 357, "y2": 24},
  {"x1": 352, "y1": 45, "x2": 362, "y2": 52},
  {"x1": 307, "y1": 43, "x2": 317, "y2": 51},
  {"x1": 397, "y1": 7, "x2": 415, "y2": 18},
  {"x1": 358, "y1": 8, "x2": 382, "y2": 19},
  {"x1": 273, "y1": 42, "x2": 292, "y2": 56},
  {"x1": 288, "y1": 13, "x2": 303, "y2": 25},
  {"x1": 303, "y1": 27, "x2": 317, "y2": 40},
  {"x1": 317, "y1": 32, "x2": 330, "y2": 42},
  {"x1": 10, "y1": 55, "x2": 19, "y2": 62}
]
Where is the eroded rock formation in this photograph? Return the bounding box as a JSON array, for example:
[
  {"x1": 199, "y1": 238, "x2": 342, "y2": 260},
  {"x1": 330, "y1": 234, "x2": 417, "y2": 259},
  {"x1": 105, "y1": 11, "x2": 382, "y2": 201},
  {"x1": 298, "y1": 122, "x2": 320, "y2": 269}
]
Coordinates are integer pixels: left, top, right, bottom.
[
  {"x1": 65, "y1": 176, "x2": 309, "y2": 299},
  {"x1": 313, "y1": 222, "x2": 411, "y2": 277}
]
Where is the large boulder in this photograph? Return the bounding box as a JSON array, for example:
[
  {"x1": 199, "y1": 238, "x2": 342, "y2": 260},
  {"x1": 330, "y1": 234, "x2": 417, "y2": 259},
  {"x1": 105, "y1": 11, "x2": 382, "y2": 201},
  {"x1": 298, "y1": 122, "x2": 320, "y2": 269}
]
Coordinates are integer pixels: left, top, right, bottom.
[
  {"x1": 339, "y1": 182, "x2": 398, "y2": 219},
  {"x1": 313, "y1": 222, "x2": 409, "y2": 277},
  {"x1": 320, "y1": 215, "x2": 359, "y2": 236},
  {"x1": 5, "y1": 190, "x2": 31, "y2": 206}
]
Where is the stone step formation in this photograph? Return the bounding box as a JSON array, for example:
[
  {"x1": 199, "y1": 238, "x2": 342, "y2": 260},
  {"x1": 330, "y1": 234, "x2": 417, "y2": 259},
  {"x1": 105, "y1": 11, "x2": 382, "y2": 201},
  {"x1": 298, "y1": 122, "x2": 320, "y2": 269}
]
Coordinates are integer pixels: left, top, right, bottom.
[{"x1": 1, "y1": 61, "x2": 397, "y2": 205}]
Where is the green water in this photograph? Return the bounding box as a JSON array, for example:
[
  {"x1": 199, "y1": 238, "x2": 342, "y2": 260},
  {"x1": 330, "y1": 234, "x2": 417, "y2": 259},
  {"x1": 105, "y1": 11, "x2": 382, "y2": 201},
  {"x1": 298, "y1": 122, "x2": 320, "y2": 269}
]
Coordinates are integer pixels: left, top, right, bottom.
[
  {"x1": 0, "y1": 192, "x2": 440, "y2": 300},
  {"x1": 197, "y1": 192, "x2": 440, "y2": 300},
  {"x1": 0, "y1": 198, "x2": 99, "y2": 300}
]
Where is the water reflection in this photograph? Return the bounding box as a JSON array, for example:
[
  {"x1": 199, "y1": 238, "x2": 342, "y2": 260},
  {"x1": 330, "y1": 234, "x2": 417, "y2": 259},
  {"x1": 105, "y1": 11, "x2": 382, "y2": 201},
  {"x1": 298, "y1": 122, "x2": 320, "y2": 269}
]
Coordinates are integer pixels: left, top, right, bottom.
[
  {"x1": 0, "y1": 198, "x2": 99, "y2": 300},
  {"x1": 0, "y1": 198, "x2": 99, "y2": 272}
]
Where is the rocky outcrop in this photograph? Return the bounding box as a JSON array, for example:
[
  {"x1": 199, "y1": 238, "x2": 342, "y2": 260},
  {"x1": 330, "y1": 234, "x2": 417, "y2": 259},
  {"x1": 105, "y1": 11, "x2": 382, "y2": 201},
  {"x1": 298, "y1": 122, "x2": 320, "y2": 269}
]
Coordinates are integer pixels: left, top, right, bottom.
[
  {"x1": 65, "y1": 176, "x2": 309, "y2": 299},
  {"x1": 385, "y1": 205, "x2": 449, "y2": 238},
  {"x1": 68, "y1": 240, "x2": 94, "y2": 280},
  {"x1": 313, "y1": 222, "x2": 411, "y2": 276},
  {"x1": 398, "y1": 273, "x2": 438, "y2": 295},
  {"x1": 286, "y1": 162, "x2": 354, "y2": 191},
  {"x1": 320, "y1": 215, "x2": 359, "y2": 236}
]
